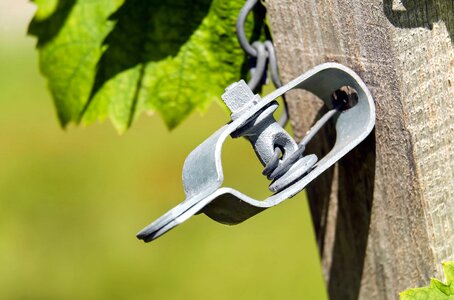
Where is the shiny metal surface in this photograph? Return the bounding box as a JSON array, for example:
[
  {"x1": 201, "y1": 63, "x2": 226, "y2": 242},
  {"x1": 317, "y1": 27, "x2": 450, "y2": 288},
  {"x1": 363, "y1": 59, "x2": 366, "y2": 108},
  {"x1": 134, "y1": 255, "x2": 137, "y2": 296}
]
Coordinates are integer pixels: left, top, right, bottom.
[{"x1": 137, "y1": 63, "x2": 376, "y2": 242}]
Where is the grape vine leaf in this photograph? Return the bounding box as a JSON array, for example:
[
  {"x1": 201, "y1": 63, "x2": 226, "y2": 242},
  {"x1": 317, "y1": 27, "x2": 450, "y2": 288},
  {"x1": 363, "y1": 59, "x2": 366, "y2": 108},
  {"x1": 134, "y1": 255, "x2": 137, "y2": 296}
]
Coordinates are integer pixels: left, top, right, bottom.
[
  {"x1": 29, "y1": 0, "x2": 253, "y2": 131},
  {"x1": 400, "y1": 262, "x2": 454, "y2": 300}
]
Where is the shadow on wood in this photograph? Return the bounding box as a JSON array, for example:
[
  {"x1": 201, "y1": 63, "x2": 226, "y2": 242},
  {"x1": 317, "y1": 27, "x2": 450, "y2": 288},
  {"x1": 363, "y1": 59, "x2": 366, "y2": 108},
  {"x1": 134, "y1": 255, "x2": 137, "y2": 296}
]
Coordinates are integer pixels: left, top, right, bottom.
[
  {"x1": 383, "y1": 0, "x2": 453, "y2": 45},
  {"x1": 305, "y1": 108, "x2": 376, "y2": 300}
]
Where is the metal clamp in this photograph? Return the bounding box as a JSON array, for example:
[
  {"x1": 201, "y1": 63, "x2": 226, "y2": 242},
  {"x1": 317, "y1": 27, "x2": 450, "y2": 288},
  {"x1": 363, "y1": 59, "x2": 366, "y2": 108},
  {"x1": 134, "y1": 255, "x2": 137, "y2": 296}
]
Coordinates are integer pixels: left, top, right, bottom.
[{"x1": 137, "y1": 63, "x2": 375, "y2": 242}]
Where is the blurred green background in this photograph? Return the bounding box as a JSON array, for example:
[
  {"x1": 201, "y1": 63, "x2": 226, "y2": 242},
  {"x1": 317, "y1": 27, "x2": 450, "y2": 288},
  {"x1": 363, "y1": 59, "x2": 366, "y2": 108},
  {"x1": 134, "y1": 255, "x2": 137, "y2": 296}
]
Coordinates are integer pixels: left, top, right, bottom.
[{"x1": 0, "y1": 1, "x2": 327, "y2": 299}]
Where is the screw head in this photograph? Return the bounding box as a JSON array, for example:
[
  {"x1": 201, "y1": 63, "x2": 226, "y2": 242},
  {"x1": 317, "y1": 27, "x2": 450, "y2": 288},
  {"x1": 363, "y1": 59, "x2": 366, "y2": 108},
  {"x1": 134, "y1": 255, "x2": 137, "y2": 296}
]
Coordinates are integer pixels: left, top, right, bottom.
[{"x1": 221, "y1": 80, "x2": 255, "y2": 115}]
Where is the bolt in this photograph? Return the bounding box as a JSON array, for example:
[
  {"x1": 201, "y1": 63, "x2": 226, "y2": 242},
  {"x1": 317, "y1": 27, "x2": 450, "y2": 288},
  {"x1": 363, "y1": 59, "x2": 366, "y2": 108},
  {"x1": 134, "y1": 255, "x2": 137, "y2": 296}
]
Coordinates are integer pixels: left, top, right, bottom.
[{"x1": 221, "y1": 80, "x2": 257, "y2": 116}]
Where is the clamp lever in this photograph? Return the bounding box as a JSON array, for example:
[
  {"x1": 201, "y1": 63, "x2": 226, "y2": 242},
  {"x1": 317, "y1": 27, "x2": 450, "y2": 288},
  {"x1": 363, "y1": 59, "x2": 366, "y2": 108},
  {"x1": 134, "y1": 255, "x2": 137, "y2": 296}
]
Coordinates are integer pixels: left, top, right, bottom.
[{"x1": 137, "y1": 63, "x2": 375, "y2": 242}]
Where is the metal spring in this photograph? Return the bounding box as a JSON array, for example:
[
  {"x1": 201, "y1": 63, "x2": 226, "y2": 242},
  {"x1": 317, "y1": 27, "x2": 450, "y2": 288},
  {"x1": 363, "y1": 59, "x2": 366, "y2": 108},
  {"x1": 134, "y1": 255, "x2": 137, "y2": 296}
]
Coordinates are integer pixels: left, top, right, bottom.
[
  {"x1": 263, "y1": 85, "x2": 359, "y2": 192},
  {"x1": 263, "y1": 106, "x2": 341, "y2": 191}
]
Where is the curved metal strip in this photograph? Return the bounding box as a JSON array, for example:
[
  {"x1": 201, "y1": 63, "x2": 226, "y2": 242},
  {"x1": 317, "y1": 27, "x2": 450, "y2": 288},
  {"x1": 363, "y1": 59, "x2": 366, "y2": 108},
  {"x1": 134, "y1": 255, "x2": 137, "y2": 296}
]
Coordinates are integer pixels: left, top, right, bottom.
[{"x1": 137, "y1": 62, "x2": 375, "y2": 242}]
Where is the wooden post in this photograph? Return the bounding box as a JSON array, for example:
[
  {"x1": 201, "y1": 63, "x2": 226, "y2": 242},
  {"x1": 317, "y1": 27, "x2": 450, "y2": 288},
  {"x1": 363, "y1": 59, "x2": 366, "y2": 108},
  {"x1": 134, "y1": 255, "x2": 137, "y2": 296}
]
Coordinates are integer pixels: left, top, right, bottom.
[{"x1": 267, "y1": 0, "x2": 454, "y2": 299}]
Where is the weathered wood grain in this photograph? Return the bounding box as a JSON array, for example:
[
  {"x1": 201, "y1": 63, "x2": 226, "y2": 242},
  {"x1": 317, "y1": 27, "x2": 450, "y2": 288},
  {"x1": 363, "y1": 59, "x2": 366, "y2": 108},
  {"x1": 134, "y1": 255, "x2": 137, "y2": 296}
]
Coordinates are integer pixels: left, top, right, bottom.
[{"x1": 267, "y1": 0, "x2": 454, "y2": 299}]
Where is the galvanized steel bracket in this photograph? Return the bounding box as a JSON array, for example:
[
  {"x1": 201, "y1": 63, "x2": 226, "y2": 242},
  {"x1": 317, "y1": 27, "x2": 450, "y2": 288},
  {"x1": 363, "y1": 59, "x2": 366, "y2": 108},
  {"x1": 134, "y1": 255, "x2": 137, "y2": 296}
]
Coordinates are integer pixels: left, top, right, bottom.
[{"x1": 137, "y1": 63, "x2": 375, "y2": 242}]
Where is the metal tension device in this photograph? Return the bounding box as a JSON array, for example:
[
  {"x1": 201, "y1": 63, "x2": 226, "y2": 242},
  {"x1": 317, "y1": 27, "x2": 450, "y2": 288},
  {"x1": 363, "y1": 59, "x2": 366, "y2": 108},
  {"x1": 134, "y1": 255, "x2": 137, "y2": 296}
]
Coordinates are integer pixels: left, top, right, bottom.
[{"x1": 137, "y1": 63, "x2": 375, "y2": 242}]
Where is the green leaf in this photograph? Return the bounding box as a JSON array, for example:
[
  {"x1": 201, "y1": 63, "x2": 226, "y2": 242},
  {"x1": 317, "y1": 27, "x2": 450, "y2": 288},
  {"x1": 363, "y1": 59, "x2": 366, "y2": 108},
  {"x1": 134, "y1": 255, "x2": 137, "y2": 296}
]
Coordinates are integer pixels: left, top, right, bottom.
[
  {"x1": 29, "y1": 0, "x2": 254, "y2": 132},
  {"x1": 400, "y1": 262, "x2": 454, "y2": 300}
]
